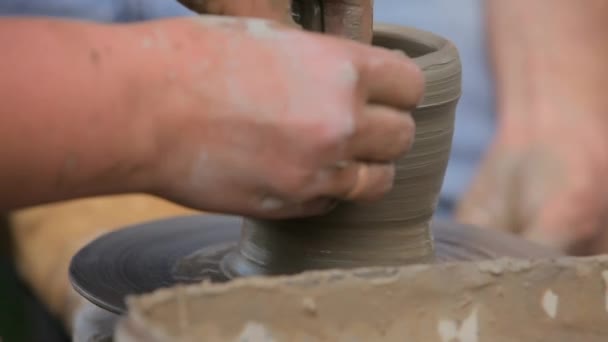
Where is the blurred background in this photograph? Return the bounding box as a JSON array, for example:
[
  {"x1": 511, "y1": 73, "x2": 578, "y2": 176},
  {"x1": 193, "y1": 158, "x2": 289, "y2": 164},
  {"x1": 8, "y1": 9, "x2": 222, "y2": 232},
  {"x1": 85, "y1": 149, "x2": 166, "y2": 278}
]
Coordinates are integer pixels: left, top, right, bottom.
[{"x1": 1, "y1": 216, "x2": 70, "y2": 342}]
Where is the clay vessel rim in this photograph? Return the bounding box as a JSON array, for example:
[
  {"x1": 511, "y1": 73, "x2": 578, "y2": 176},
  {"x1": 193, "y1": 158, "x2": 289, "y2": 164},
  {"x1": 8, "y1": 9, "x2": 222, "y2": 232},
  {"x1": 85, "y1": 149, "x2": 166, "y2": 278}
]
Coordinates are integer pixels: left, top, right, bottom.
[
  {"x1": 374, "y1": 23, "x2": 458, "y2": 70},
  {"x1": 373, "y1": 23, "x2": 461, "y2": 107},
  {"x1": 124, "y1": 255, "x2": 608, "y2": 314}
]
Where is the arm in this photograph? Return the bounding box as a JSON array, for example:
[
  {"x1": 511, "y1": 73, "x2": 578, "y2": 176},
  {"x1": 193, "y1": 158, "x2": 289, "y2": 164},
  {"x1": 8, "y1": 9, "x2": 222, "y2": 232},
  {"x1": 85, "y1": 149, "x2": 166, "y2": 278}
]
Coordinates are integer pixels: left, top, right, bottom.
[
  {"x1": 457, "y1": 0, "x2": 608, "y2": 253},
  {"x1": 0, "y1": 18, "x2": 160, "y2": 210},
  {"x1": 1, "y1": 15, "x2": 421, "y2": 216},
  {"x1": 486, "y1": 0, "x2": 608, "y2": 135}
]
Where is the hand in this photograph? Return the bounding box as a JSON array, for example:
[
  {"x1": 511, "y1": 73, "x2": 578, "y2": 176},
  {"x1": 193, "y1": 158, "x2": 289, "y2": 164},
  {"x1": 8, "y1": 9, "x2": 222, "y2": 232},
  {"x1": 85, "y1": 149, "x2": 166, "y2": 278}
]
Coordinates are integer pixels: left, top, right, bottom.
[
  {"x1": 456, "y1": 113, "x2": 608, "y2": 255},
  {"x1": 144, "y1": 17, "x2": 423, "y2": 219},
  {"x1": 177, "y1": 0, "x2": 373, "y2": 41},
  {"x1": 177, "y1": 0, "x2": 296, "y2": 25}
]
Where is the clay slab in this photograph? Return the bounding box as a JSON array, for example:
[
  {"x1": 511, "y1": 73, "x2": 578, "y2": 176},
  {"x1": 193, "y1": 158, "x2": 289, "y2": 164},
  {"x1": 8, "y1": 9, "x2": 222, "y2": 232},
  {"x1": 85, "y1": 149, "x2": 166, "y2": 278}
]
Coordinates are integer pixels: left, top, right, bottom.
[{"x1": 116, "y1": 256, "x2": 608, "y2": 341}]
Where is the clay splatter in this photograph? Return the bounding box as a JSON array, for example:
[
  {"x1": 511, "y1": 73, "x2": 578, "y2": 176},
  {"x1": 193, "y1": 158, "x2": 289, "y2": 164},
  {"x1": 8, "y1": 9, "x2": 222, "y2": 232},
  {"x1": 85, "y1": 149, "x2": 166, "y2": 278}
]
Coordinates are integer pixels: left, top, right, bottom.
[
  {"x1": 542, "y1": 289, "x2": 558, "y2": 319},
  {"x1": 193, "y1": 15, "x2": 285, "y2": 40},
  {"x1": 336, "y1": 61, "x2": 359, "y2": 85},
  {"x1": 245, "y1": 19, "x2": 283, "y2": 39},
  {"x1": 477, "y1": 260, "x2": 503, "y2": 275},
  {"x1": 141, "y1": 37, "x2": 153, "y2": 48},
  {"x1": 301, "y1": 296, "x2": 317, "y2": 315},
  {"x1": 438, "y1": 308, "x2": 478, "y2": 342},
  {"x1": 237, "y1": 322, "x2": 276, "y2": 342}
]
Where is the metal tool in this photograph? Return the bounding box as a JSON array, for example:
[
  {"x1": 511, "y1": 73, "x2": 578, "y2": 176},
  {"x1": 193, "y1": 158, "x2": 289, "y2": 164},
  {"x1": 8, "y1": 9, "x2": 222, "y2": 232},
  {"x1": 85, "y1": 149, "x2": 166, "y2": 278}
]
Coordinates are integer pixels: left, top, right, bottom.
[{"x1": 292, "y1": 0, "x2": 324, "y2": 32}]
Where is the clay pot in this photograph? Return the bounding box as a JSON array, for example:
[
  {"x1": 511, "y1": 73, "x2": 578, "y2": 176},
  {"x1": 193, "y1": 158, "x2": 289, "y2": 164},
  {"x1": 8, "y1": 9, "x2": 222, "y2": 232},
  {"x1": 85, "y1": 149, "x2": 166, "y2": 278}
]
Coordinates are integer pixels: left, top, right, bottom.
[
  {"x1": 222, "y1": 23, "x2": 462, "y2": 277},
  {"x1": 115, "y1": 256, "x2": 608, "y2": 341}
]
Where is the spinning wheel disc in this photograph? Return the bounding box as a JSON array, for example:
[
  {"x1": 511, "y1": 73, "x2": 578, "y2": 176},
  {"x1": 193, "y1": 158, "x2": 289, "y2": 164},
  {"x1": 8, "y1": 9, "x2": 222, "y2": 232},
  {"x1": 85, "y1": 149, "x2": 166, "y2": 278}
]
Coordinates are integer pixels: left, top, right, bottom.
[{"x1": 69, "y1": 214, "x2": 558, "y2": 314}]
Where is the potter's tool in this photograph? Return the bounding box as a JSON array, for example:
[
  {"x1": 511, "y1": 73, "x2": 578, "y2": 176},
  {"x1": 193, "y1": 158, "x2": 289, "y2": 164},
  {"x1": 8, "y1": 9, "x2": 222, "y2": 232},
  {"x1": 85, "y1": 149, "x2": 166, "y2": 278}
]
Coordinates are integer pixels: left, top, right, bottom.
[
  {"x1": 69, "y1": 22, "x2": 560, "y2": 315},
  {"x1": 291, "y1": 0, "x2": 324, "y2": 31}
]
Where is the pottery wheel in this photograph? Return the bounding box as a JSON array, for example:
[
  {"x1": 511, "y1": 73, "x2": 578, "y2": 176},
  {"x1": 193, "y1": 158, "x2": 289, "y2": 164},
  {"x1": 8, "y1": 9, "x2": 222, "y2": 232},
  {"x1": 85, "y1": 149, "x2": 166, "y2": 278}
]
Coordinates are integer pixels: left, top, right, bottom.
[{"x1": 69, "y1": 214, "x2": 558, "y2": 314}]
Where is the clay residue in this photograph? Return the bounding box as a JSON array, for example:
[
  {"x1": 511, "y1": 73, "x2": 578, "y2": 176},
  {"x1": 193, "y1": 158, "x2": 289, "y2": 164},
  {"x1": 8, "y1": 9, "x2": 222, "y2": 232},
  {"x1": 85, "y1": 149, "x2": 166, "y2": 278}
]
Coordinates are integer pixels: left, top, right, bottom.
[
  {"x1": 116, "y1": 256, "x2": 608, "y2": 341},
  {"x1": 541, "y1": 289, "x2": 559, "y2": 319},
  {"x1": 191, "y1": 15, "x2": 290, "y2": 40},
  {"x1": 171, "y1": 242, "x2": 235, "y2": 283},
  {"x1": 438, "y1": 308, "x2": 478, "y2": 342}
]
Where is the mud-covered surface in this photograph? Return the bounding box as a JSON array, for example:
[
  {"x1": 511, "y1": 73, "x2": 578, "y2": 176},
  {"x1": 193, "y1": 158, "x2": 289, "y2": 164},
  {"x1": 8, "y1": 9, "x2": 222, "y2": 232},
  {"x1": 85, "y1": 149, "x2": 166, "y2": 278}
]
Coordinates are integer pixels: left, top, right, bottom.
[{"x1": 117, "y1": 256, "x2": 608, "y2": 341}]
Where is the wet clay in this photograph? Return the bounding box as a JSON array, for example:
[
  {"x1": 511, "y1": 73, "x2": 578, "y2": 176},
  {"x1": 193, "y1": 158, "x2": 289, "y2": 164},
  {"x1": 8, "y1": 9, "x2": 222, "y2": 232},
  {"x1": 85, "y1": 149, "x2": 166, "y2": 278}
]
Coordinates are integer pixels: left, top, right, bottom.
[
  {"x1": 116, "y1": 256, "x2": 608, "y2": 341},
  {"x1": 69, "y1": 216, "x2": 559, "y2": 314},
  {"x1": 223, "y1": 24, "x2": 462, "y2": 277}
]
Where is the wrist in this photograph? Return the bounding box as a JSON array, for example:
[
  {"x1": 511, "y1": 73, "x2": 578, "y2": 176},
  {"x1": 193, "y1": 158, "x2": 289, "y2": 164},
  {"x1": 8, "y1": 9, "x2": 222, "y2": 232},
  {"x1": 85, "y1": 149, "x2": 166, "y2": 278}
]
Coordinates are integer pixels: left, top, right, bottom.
[
  {"x1": 496, "y1": 65, "x2": 608, "y2": 143},
  {"x1": 84, "y1": 22, "x2": 174, "y2": 196},
  {"x1": 113, "y1": 18, "x2": 215, "y2": 196},
  {"x1": 488, "y1": 0, "x2": 608, "y2": 139}
]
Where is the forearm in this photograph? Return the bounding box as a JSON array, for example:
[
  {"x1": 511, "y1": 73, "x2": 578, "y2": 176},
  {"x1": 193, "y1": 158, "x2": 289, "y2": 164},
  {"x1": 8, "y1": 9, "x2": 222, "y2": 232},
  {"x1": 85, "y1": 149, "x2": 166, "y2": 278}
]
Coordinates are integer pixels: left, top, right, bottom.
[
  {"x1": 485, "y1": 0, "x2": 608, "y2": 133},
  {"x1": 0, "y1": 18, "x2": 162, "y2": 209}
]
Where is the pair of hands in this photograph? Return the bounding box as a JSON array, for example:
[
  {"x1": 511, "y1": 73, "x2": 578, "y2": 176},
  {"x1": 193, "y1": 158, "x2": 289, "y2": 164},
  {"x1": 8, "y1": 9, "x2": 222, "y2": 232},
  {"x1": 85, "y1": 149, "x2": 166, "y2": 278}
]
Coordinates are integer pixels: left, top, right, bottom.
[{"x1": 135, "y1": 1, "x2": 423, "y2": 219}]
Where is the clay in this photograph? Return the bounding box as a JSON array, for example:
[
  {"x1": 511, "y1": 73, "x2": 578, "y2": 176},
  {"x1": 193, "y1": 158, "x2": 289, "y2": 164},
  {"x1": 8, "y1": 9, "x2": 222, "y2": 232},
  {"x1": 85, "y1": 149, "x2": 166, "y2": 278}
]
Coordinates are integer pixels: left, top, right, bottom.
[
  {"x1": 223, "y1": 23, "x2": 462, "y2": 277},
  {"x1": 115, "y1": 256, "x2": 608, "y2": 341}
]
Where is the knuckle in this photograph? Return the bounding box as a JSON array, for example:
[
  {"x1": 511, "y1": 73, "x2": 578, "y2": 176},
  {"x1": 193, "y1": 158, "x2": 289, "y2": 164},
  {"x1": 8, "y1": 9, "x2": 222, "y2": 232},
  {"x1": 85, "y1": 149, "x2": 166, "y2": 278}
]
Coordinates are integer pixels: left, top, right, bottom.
[
  {"x1": 378, "y1": 164, "x2": 396, "y2": 194},
  {"x1": 308, "y1": 114, "x2": 355, "y2": 152},
  {"x1": 385, "y1": 113, "x2": 416, "y2": 158},
  {"x1": 408, "y1": 63, "x2": 426, "y2": 105},
  {"x1": 397, "y1": 113, "x2": 416, "y2": 155},
  {"x1": 363, "y1": 164, "x2": 395, "y2": 201}
]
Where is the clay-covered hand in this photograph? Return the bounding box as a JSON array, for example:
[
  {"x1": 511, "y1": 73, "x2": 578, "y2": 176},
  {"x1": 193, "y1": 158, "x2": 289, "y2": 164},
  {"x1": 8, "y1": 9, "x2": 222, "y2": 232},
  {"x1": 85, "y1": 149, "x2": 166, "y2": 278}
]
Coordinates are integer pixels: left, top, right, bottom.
[
  {"x1": 144, "y1": 16, "x2": 423, "y2": 219},
  {"x1": 456, "y1": 115, "x2": 608, "y2": 255}
]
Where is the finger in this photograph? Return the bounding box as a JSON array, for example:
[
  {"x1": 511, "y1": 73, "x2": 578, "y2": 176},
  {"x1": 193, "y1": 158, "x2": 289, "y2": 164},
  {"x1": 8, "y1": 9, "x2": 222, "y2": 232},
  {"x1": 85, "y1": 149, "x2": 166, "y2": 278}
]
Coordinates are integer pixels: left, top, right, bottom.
[
  {"x1": 318, "y1": 162, "x2": 396, "y2": 201},
  {"x1": 454, "y1": 152, "x2": 515, "y2": 232},
  {"x1": 524, "y1": 195, "x2": 600, "y2": 254},
  {"x1": 253, "y1": 197, "x2": 338, "y2": 219},
  {"x1": 352, "y1": 45, "x2": 425, "y2": 110},
  {"x1": 322, "y1": 0, "x2": 374, "y2": 42},
  {"x1": 348, "y1": 105, "x2": 415, "y2": 162}
]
